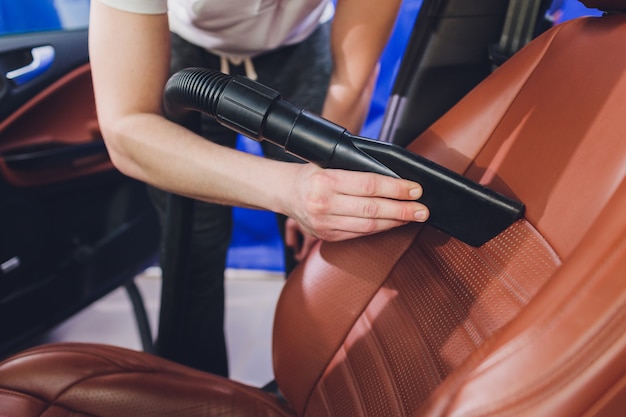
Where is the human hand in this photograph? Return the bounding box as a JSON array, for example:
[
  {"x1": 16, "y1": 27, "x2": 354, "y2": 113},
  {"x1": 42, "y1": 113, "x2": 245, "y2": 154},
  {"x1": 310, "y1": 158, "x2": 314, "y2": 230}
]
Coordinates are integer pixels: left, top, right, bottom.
[
  {"x1": 283, "y1": 163, "x2": 429, "y2": 242},
  {"x1": 284, "y1": 218, "x2": 320, "y2": 262}
]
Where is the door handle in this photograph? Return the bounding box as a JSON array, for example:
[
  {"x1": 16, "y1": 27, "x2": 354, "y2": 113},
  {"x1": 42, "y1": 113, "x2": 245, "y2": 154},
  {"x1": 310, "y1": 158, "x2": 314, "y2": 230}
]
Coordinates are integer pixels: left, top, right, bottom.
[{"x1": 6, "y1": 45, "x2": 55, "y2": 86}]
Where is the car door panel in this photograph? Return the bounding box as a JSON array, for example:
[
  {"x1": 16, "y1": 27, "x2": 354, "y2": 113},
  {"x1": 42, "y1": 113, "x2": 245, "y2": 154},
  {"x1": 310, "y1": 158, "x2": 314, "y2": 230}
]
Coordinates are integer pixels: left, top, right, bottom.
[
  {"x1": 0, "y1": 29, "x2": 159, "y2": 357},
  {"x1": 0, "y1": 29, "x2": 89, "y2": 118},
  {"x1": 0, "y1": 62, "x2": 112, "y2": 187}
]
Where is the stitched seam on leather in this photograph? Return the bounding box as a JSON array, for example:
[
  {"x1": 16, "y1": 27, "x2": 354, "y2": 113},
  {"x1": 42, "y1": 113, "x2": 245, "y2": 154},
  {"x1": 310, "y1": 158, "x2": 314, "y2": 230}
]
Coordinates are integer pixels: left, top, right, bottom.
[
  {"x1": 342, "y1": 345, "x2": 369, "y2": 417},
  {"x1": 469, "y1": 296, "x2": 626, "y2": 417},
  {"x1": 364, "y1": 312, "x2": 408, "y2": 417},
  {"x1": 302, "y1": 227, "x2": 423, "y2": 416},
  {"x1": 391, "y1": 273, "x2": 447, "y2": 390},
  {"x1": 314, "y1": 376, "x2": 334, "y2": 416},
  {"x1": 0, "y1": 346, "x2": 125, "y2": 417},
  {"x1": 0, "y1": 387, "x2": 47, "y2": 405},
  {"x1": 461, "y1": 233, "x2": 626, "y2": 417},
  {"x1": 0, "y1": 387, "x2": 61, "y2": 417},
  {"x1": 0, "y1": 387, "x2": 98, "y2": 417},
  {"x1": 50, "y1": 368, "x2": 284, "y2": 416},
  {"x1": 38, "y1": 348, "x2": 194, "y2": 407},
  {"x1": 2, "y1": 344, "x2": 126, "y2": 369}
]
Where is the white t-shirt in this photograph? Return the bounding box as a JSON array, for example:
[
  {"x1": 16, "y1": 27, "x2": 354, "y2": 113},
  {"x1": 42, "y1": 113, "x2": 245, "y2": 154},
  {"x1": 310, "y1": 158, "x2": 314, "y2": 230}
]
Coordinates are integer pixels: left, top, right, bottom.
[{"x1": 96, "y1": 0, "x2": 334, "y2": 58}]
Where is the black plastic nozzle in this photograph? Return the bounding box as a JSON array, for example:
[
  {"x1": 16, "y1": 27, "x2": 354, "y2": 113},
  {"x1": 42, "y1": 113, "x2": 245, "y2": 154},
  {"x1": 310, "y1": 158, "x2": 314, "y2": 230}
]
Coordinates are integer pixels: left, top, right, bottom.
[
  {"x1": 163, "y1": 67, "x2": 525, "y2": 246},
  {"x1": 165, "y1": 68, "x2": 398, "y2": 177}
]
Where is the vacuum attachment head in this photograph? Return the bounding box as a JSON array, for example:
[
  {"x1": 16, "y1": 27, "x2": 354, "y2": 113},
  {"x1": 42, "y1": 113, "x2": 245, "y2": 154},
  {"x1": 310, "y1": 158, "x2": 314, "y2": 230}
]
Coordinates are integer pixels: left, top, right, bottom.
[{"x1": 164, "y1": 68, "x2": 525, "y2": 246}]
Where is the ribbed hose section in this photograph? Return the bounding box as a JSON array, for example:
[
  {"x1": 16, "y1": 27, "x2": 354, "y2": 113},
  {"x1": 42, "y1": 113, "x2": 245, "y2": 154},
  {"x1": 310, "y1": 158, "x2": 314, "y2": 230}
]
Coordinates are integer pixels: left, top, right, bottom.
[
  {"x1": 163, "y1": 67, "x2": 231, "y2": 118},
  {"x1": 160, "y1": 68, "x2": 524, "y2": 247}
]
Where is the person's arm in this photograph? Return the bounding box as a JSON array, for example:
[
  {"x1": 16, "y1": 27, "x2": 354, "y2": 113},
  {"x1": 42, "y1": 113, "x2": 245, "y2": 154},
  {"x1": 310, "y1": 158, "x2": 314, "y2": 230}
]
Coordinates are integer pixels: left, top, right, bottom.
[
  {"x1": 89, "y1": 1, "x2": 428, "y2": 242},
  {"x1": 323, "y1": 0, "x2": 403, "y2": 133},
  {"x1": 283, "y1": 0, "x2": 404, "y2": 254}
]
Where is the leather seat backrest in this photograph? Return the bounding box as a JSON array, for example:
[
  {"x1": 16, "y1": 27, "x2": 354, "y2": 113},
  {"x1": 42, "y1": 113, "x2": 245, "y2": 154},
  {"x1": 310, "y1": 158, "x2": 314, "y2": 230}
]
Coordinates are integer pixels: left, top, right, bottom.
[{"x1": 272, "y1": 2, "x2": 626, "y2": 416}]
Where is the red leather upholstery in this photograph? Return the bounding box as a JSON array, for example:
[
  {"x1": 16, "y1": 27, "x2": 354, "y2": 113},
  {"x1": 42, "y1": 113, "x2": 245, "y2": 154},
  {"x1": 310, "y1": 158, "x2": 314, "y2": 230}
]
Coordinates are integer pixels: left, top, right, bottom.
[
  {"x1": 2, "y1": 1, "x2": 626, "y2": 415},
  {"x1": 0, "y1": 343, "x2": 293, "y2": 416}
]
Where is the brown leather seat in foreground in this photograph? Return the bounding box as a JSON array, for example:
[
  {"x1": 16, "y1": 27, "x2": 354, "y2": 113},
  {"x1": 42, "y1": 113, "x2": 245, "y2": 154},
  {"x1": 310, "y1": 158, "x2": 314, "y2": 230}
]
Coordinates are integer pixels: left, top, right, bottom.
[{"x1": 2, "y1": 0, "x2": 626, "y2": 415}]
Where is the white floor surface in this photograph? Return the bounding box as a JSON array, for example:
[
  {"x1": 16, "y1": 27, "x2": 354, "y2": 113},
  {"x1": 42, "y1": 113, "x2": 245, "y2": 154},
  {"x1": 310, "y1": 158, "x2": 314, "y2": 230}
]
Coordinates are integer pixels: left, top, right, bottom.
[{"x1": 41, "y1": 266, "x2": 285, "y2": 388}]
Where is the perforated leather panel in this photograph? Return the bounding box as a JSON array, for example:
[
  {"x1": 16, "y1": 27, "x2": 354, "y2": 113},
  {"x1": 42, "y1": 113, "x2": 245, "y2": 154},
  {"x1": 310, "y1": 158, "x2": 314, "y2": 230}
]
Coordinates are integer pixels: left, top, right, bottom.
[
  {"x1": 303, "y1": 221, "x2": 559, "y2": 416},
  {"x1": 273, "y1": 220, "x2": 559, "y2": 416}
]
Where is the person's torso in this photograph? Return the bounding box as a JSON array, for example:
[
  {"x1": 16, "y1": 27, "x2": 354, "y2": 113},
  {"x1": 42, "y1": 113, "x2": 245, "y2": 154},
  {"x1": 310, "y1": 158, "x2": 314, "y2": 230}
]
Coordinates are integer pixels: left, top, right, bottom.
[{"x1": 168, "y1": 0, "x2": 333, "y2": 57}]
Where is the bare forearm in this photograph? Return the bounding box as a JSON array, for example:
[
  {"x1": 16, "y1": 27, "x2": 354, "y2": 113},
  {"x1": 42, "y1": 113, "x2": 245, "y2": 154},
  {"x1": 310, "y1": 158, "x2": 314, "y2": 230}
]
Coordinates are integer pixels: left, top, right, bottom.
[
  {"x1": 103, "y1": 112, "x2": 293, "y2": 211},
  {"x1": 105, "y1": 111, "x2": 431, "y2": 243},
  {"x1": 324, "y1": 0, "x2": 402, "y2": 132},
  {"x1": 322, "y1": 64, "x2": 379, "y2": 133}
]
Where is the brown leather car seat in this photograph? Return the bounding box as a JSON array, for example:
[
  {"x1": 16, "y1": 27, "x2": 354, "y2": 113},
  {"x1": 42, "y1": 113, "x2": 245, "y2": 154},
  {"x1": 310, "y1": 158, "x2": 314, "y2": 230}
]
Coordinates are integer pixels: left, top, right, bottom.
[{"x1": 2, "y1": 0, "x2": 626, "y2": 415}]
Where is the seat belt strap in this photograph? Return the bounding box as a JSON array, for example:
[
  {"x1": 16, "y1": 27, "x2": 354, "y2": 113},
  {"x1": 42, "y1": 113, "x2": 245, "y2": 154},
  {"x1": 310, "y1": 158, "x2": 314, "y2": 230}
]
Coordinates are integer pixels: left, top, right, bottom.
[{"x1": 490, "y1": 0, "x2": 546, "y2": 66}]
